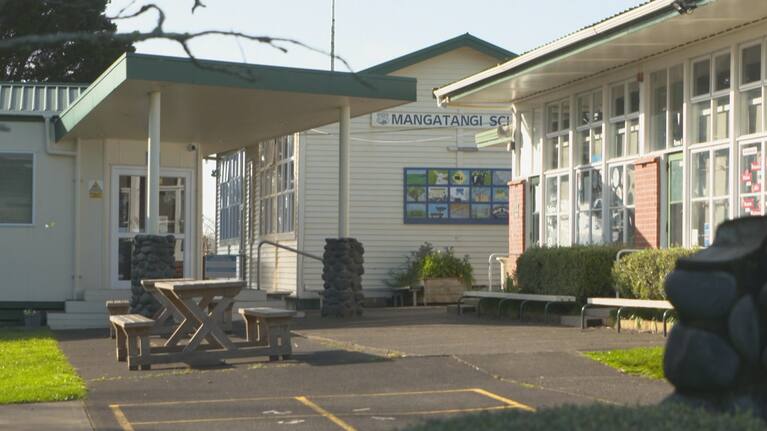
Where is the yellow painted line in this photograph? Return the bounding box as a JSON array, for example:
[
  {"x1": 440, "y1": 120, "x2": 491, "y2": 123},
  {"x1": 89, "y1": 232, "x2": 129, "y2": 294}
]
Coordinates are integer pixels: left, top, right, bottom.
[
  {"x1": 295, "y1": 396, "x2": 357, "y2": 431},
  {"x1": 114, "y1": 388, "x2": 479, "y2": 408},
  {"x1": 110, "y1": 404, "x2": 135, "y2": 431},
  {"x1": 471, "y1": 388, "x2": 536, "y2": 412},
  {"x1": 123, "y1": 404, "x2": 521, "y2": 427}
]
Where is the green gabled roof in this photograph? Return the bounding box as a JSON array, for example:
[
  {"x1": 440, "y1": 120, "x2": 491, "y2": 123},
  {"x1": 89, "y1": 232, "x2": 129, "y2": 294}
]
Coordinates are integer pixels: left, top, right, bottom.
[{"x1": 361, "y1": 33, "x2": 516, "y2": 75}]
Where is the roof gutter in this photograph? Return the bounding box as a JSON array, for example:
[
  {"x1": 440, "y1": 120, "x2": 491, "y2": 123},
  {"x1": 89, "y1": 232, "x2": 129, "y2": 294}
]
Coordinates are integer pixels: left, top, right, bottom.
[{"x1": 435, "y1": 0, "x2": 710, "y2": 107}]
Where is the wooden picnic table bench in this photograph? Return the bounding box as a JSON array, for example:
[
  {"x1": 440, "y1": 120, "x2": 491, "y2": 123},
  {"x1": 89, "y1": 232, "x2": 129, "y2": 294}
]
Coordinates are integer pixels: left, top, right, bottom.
[
  {"x1": 140, "y1": 278, "x2": 194, "y2": 335},
  {"x1": 581, "y1": 297, "x2": 674, "y2": 336},
  {"x1": 239, "y1": 307, "x2": 296, "y2": 361},
  {"x1": 110, "y1": 314, "x2": 154, "y2": 370},
  {"x1": 458, "y1": 291, "x2": 576, "y2": 322}
]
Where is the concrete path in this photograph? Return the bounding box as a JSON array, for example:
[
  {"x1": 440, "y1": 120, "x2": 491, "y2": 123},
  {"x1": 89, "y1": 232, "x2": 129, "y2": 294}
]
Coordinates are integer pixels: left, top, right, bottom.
[
  {"x1": 52, "y1": 307, "x2": 671, "y2": 431},
  {"x1": 0, "y1": 401, "x2": 92, "y2": 431}
]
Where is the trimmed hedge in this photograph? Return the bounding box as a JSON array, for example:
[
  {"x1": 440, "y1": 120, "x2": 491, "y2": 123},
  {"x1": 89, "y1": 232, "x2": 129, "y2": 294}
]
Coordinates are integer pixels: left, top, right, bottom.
[
  {"x1": 515, "y1": 245, "x2": 622, "y2": 303},
  {"x1": 404, "y1": 403, "x2": 765, "y2": 431},
  {"x1": 612, "y1": 248, "x2": 697, "y2": 300}
]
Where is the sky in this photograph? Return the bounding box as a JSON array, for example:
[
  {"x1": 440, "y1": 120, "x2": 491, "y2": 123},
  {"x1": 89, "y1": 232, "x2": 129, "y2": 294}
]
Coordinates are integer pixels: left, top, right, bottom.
[{"x1": 104, "y1": 0, "x2": 647, "y2": 232}]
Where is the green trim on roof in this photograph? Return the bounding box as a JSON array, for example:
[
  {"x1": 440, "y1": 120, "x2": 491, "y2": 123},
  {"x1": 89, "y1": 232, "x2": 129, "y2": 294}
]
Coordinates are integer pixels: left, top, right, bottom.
[
  {"x1": 361, "y1": 33, "x2": 515, "y2": 75},
  {"x1": 55, "y1": 53, "x2": 416, "y2": 141}
]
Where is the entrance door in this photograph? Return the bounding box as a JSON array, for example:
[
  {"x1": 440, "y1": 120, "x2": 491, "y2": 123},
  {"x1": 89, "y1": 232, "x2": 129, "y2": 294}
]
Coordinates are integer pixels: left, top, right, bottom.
[
  {"x1": 667, "y1": 153, "x2": 684, "y2": 247},
  {"x1": 110, "y1": 167, "x2": 193, "y2": 289}
]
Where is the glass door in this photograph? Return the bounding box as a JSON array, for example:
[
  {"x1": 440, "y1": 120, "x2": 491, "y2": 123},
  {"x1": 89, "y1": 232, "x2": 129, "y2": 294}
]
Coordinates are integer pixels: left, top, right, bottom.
[
  {"x1": 667, "y1": 153, "x2": 684, "y2": 247},
  {"x1": 111, "y1": 167, "x2": 192, "y2": 289}
]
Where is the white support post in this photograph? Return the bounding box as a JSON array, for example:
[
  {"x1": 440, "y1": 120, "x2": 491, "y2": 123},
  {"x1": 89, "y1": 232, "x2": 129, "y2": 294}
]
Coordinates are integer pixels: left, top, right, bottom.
[
  {"x1": 338, "y1": 105, "x2": 351, "y2": 238},
  {"x1": 147, "y1": 91, "x2": 161, "y2": 235}
]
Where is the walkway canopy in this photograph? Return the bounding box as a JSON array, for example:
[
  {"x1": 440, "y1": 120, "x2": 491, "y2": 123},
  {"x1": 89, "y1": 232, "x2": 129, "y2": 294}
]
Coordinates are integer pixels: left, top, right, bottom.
[
  {"x1": 435, "y1": 0, "x2": 767, "y2": 107},
  {"x1": 54, "y1": 53, "x2": 417, "y2": 156}
]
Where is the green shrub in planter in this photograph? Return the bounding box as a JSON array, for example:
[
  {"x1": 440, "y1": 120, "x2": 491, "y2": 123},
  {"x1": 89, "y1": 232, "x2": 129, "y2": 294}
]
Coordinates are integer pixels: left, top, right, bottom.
[
  {"x1": 404, "y1": 403, "x2": 765, "y2": 431},
  {"x1": 421, "y1": 247, "x2": 474, "y2": 287},
  {"x1": 515, "y1": 245, "x2": 622, "y2": 303},
  {"x1": 385, "y1": 242, "x2": 434, "y2": 288},
  {"x1": 612, "y1": 248, "x2": 697, "y2": 299}
]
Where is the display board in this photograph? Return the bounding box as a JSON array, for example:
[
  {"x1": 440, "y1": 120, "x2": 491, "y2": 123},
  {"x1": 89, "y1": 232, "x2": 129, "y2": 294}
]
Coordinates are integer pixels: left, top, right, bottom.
[{"x1": 403, "y1": 167, "x2": 511, "y2": 224}]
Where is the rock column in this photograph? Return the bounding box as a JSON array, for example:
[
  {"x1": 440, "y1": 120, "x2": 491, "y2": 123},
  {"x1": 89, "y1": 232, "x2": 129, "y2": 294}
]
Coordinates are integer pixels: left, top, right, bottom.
[
  {"x1": 663, "y1": 216, "x2": 767, "y2": 421},
  {"x1": 321, "y1": 238, "x2": 365, "y2": 317},
  {"x1": 130, "y1": 234, "x2": 177, "y2": 317}
]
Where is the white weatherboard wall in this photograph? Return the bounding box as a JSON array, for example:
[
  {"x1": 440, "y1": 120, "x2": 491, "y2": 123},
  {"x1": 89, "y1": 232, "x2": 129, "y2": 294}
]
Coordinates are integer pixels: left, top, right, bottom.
[
  {"x1": 0, "y1": 119, "x2": 74, "y2": 302},
  {"x1": 298, "y1": 47, "x2": 512, "y2": 296}
]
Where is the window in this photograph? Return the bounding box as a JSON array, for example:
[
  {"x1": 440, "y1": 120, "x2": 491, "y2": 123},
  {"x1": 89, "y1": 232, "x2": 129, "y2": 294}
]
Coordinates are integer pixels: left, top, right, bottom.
[
  {"x1": 740, "y1": 42, "x2": 764, "y2": 136},
  {"x1": 649, "y1": 65, "x2": 684, "y2": 151},
  {"x1": 691, "y1": 52, "x2": 731, "y2": 144},
  {"x1": 668, "y1": 154, "x2": 684, "y2": 247},
  {"x1": 0, "y1": 153, "x2": 33, "y2": 224},
  {"x1": 404, "y1": 168, "x2": 510, "y2": 224},
  {"x1": 545, "y1": 173, "x2": 570, "y2": 246},
  {"x1": 576, "y1": 90, "x2": 604, "y2": 165},
  {"x1": 690, "y1": 147, "x2": 730, "y2": 247},
  {"x1": 576, "y1": 168, "x2": 603, "y2": 244},
  {"x1": 545, "y1": 99, "x2": 570, "y2": 170},
  {"x1": 218, "y1": 151, "x2": 244, "y2": 241},
  {"x1": 609, "y1": 81, "x2": 640, "y2": 158},
  {"x1": 607, "y1": 164, "x2": 635, "y2": 245},
  {"x1": 527, "y1": 177, "x2": 541, "y2": 247},
  {"x1": 258, "y1": 135, "x2": 296, "y2": 235},
  {"x1": 739, "y1": 142, "x2": 765, "y2": 216}
]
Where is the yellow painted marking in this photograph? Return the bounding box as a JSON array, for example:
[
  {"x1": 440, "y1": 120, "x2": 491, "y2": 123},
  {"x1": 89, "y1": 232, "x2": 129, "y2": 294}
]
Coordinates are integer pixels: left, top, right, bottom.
[
  {"x1": 295, "y1": 396, "x2": 357, "y2": 431},
  {"x1": 471, "y1": 388, "x2": 536, "y2": 412},
  {"x1": 110, "y1": 404, "x2": 135, "y2": 431},
  {"x1": 128, "y1": 406, "x2": 519, "y2": 427},
  {"x1": 114, "y1": 388, "x2": 481, "y2": 408}
]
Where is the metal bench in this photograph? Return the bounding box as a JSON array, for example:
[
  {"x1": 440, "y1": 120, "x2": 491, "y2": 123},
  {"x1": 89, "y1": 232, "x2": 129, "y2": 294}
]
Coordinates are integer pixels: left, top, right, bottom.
[
  {"x1": 110, "y1": 314, "x2": 155, "y2": 370},
  {"x1": 105, "y1": 300, "x2": 130, "y2": 338},
  {"x1": 581, "y1": 297, "x2": 674, "y2": 336},
  {"x1": 457, "y1": 291, "x2": 576, "y2": 322},
  {"x1": 238, "y1": 307, "x2": 296, "y2": 361}
]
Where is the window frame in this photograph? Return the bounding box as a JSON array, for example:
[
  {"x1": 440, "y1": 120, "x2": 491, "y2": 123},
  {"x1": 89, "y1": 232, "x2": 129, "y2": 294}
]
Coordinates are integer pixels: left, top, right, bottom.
[
  {"x1": 0, "y1": 151, "x2": 35, "y2": 227},
  {"x1": 689, "y1": 143, "x2": 732, "y2": 247},
  {"x1": 689, "y1": 50, "x2": 733, "y2": 146},
  {"x1": 217, "y1": 150, "x2": 244, "y2": 243},
  {"x1": 543, "y1": 172, "x2": 571, "y2": 247},
  {"x1": 649, "y1": 64, "x2": 685, "y2": 153},
  {"x1": 738, "y1": 39, "x2": 766, "y2": 138},
  {"x1": 545, "y1": 98, "x2": 571, "y2": 171},
  {"x1": 575, "y1": 89, "x2": 604, "y2": 168},
  {"x1": 575, "y1": 167, "x2": 604, "y2": 245},
  {"x1": 608, "y1": 79, "x2": 641, "y2": 160},
  {"x1": 257, "y1": 135, "x2": 297, "y2": 238},
  {"x1": 607, "y1": 162, "x2": 636, "y2": 246}
]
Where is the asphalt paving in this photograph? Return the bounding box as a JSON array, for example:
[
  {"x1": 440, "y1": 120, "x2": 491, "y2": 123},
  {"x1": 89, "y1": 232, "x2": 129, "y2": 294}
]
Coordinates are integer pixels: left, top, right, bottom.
[{"x1": 55, "y1": 307, "x2": 672, "y2": 431}]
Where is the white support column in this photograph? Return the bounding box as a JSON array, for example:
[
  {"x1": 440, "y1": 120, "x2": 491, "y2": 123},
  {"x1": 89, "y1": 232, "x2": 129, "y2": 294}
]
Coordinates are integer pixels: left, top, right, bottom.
[
  {"x1": 147, "y1": 91, "x2": 161, "y2": 235},
  {"x1": 338, "y1": 105, "x2": 351, "y2": 238}
]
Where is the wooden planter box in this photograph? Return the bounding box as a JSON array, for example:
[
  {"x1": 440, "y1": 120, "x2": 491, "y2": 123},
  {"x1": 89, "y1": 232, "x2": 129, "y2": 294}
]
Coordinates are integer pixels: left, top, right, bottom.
[{"x1": 423, "y1": 278, "x2": 466, "y2": 304}]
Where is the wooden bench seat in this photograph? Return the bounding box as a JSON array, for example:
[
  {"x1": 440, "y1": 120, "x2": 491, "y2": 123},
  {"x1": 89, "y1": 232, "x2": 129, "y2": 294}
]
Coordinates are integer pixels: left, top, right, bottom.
[
  {"x1": 110, "y1": 314, "x2": 155, "y2": 370},
  {"x1": 105, "y1": 300, "x2": 131, "y2": 338},
  {"x1": 458, "y1": 291, "x2": 576, "y2": 322},
  {"x1": 581, "y1": 297, "x2": 674, "y2": 336},
  {"x1": 238, "y1": 307, "x2": 296, "y2": 361}
]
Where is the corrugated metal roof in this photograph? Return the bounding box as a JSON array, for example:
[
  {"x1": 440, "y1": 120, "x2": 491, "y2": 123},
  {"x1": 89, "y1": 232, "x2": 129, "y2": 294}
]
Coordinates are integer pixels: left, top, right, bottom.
[
  {"x1": 520, "y1": 1, "x2": 655, "y2": 56},
  {"x1": 0, "y1": 82, "x2": 88, "y2": 115}
]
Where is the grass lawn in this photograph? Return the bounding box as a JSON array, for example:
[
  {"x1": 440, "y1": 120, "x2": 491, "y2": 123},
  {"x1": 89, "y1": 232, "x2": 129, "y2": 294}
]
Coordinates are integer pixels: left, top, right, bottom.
[
  {"x1": 0, "y1": 328, "x2": 86, "y2": 404},
  {"x1": 584, "y1": 346, "x2": 664, "y2": 380}
]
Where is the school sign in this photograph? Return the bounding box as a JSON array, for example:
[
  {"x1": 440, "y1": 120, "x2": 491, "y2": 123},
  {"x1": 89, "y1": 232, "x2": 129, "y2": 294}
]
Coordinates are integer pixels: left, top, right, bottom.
[{"x1": 372, "y1": 111, "x2": 510, "y2": 128}]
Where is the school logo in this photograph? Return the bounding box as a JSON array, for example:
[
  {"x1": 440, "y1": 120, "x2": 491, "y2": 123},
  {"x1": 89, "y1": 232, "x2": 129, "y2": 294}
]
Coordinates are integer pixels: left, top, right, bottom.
[{"x1": 376, "y1": 112, "x2": 390, "y2": 126}]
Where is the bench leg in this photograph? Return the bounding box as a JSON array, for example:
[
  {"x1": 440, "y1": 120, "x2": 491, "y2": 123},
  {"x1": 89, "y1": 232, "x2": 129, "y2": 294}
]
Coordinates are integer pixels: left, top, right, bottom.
[
  {"x1": 662, "y1": 309, "x2": 672, "y2": 337},
  {"x1": 581, "y1": 305, "x2": 590, "y2": 330},
  {"x1": 457, "y1": 297, "x2": 464, "y2": 315},
  {"x1": 126, "y1": 333, "x2": 139, "y2": 370},
  {"x1": 115, "y1": 325, "x2": 126, "y2": 362},
  {"x1": 497, "y1": 298, "x2": 513, "y2": 318},
  {"x1": 139, "y1": 331, "x2": 152, "y2": 370},
  {"x1": 616, "y1": 307, "x2": 624, "y2": 333},
  {"x1": 519, "y1": 300, "x2": 530, "y2": 321},
  {"x1": 544, "y1": 302, "x2": 552, "y2": 324},
  {"x1": 243, "y1": 315, "x2": 267, "y2": 346},
  {"x1": 266, "y1": 320, "x2": 292, "y2": 360}
]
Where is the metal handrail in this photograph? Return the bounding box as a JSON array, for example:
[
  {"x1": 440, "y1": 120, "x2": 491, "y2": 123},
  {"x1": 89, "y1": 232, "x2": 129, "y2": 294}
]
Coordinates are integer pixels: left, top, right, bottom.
[
  {"x1": 488, "y1": 253, "x2": 508, "y2": 292},
  {"x1": 256, "y1": 239, "x2": 324, "y2": 290}
]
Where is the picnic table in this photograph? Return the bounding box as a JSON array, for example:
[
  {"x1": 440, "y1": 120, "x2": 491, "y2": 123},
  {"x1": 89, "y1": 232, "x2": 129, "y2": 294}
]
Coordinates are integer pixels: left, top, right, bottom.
[
  {"x1": 130, "y1": 279, "x2": 295, "y2": 366},
  {"x1": 140, "y1": 278, "x2": 193, "y2": 335}
]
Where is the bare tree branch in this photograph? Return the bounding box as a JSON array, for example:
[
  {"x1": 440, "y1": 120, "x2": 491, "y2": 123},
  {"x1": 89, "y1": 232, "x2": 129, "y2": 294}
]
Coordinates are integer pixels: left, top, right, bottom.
[{"x1": 191, "y1": 0, "x2": 205, "y2": 13}]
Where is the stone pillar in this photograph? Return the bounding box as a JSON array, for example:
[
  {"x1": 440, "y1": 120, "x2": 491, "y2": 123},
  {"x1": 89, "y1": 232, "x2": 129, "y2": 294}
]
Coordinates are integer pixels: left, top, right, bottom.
[
  {"x1": 130, "y1": 234, "x2": 177, "y2": 317},
  {"x1": 507, "y1": 179, "x2": 526, "y2": 276},
  {"x1": 321, "y1": 238, "x2": 364, "y2": 317},
  {"x1": 633, "y1": 157, "x2": 660, "y2": 248}
]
